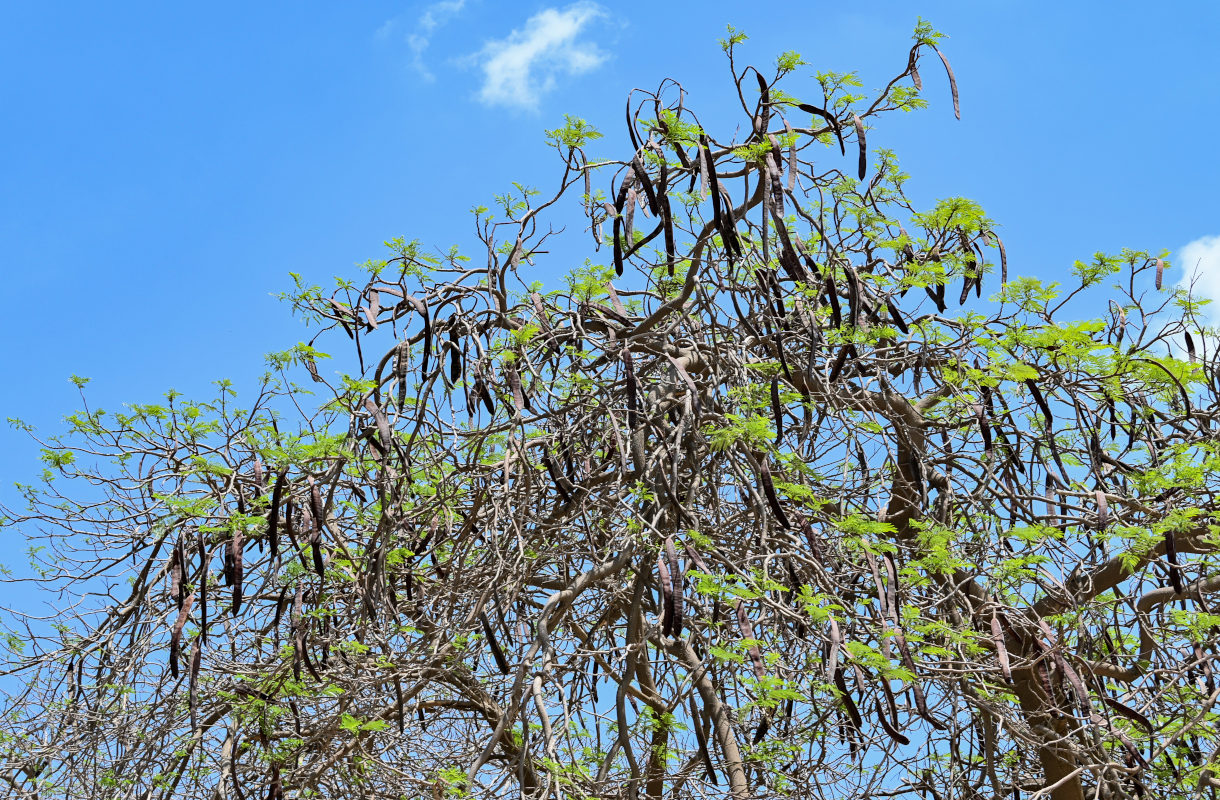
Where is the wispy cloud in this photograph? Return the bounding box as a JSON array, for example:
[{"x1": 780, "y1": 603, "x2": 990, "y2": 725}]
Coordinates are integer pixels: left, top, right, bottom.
[
  {"x1": 473, "y1": 3, "x2": 607, "y2": 111},
  {"x1": 1176, "y1": 234, "x2": 1220, "y2": 327},
  {"x1": 384, "y1": 0, "x2": 467, "y2": 82}
]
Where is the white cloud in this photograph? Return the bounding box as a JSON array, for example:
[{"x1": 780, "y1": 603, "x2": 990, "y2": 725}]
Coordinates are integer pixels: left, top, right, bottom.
[
  {"x1": 1176, "y1": 234, "x2": 1220, "y2": 328},
  {"x1": 473, "y1": 3, "x2": 607, "y2": 111},
  {"x1": 404, "y1": 0, "x2": 467, "y2": 81}
]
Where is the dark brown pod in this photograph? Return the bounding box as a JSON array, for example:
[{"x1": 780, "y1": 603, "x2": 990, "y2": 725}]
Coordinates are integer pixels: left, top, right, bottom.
[
  {"x1": 168, "y1": 592, "x2": 195, "y2": 680},
  {"x1": 851, "y1": 113, "x2": 867, "y2": 180}
]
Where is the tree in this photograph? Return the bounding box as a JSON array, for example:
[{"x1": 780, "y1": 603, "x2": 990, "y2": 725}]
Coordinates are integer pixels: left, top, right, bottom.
[{"x1": 2, "y1": 19, "x2": 1217, "y2": 800}]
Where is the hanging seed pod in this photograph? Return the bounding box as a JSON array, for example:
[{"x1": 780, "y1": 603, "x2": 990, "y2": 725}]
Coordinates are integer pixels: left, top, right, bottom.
[
  {"x1": 932, "y1": 45, "x2": 960, "y2": 120},
  {"x1": 771, "y1": 377, "x2": 784, "y2": 444},
  {"x1": 665, "y1": 537, "x2": 682, "y2": 637},
  {"x1": 188, "y1": 634, "x2": 201, "y2": 730},
  {"x1": 851, "y1": 113, "x2": 867, "y2": 180},
  {"x1": 448, "y1": 326, "x2": 462, "y2": 379},
  {"x1": 974, "y1": 404, "x2": 992, "y2": 456},
  {"x1": 1155, "y1": 258, "x2": 1164, "y2": 290},
  {"x1": 170, "y1": 538, "x2": 184, "y2": 610},
  {"x1": 756, "y1": 455, "x2": 792, "y2": 529},
  {"x1": 1102, "y1": 696, "x2": 1154, "y2": 735},
  {"x1": 991, "y1": 612, "x2": 1012, "y2": 684},
  {"x1": 1166, "y1": 530, "x2": 1183, "y2": 594},
  {"x1": 909, "y1": 52, "x2": 922, "y2": 90},
  {"x1": 230, "y1": 526, "x2": 244, "y2": 616},
  {"x1": 479, "y1": 611, "x2": 510, "y2": 675},
  {"x1": 1185, "y1": 331, "x2": 1197, "y2": 363},
  {"x1": 796, "y1": 103, "x2": 845, "y2": 155},
  {"x1": 364, "y1": 396, "x2": 391, "y2": 453},
  {"x1": 832, "y1": 667, "x2": 863, "y2": 731},
  {"x1": 364, "y1": 290, "x2": 380, "y2": 329},
  {"x1": 1025, "y1": 379, "x2": 1054, "y2": 428},
  {"x1": 394, "y1": 340, "x2": 410, "y2": 409},
  {"x1": 168, "y1": 592, "x2": 195, "y2": 680},
  {"x1": 886, "y1": 299, "x2": 908, "y2": 334},
  {"x1": 1095, "y1": 491, "x2": 1109, "y2": 528},
  {"x1": 734, "y1": 600, "x2": 767, "y2": 679},
  {"x1": 658, "y1": 555, "x2": 674, "y2": 637},
  {"x1": 873, "y1": 697, "x2": 910, "y2": 745}
]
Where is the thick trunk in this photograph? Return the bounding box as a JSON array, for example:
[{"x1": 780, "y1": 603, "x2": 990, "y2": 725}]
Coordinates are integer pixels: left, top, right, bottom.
[{"x1": 1012, "y1": 668, "x2": 1084, "y2": 800}]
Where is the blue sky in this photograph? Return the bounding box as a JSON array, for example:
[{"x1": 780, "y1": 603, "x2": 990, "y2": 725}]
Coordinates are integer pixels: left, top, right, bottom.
[{"x1": 2, "y1": 1, "x2": 1219, "y2": 520}]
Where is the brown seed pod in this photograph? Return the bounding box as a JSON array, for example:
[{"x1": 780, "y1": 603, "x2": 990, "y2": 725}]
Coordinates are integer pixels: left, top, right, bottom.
[
  {"x1": 1166, "y1": 530, "x2": 1183, "y2": 594},
  {"x1": 364, "y1": 396, "x2": 391, "y2": 453},
  {"x1": 230, "y1": 525, "x2": 243, "y2": 616},
  {"x1": 832, "y1": 667, "x2": 863, "y2": 732},
  {"x1": 658, "y1": 555, "x2": 674, "y2": 637},
  {"x1": 1185, "y1": 331, "x2": 1196, "y2": 362},
  {"x1": 796, "y1": 102, "x2": 845, "y2": 155},
  {"x1": 991, "y1": 611, "x2": 1012, "y2": 684},
  {"x1": 873, "y1": 697, "x2": 910, "y2": 746},
  {"x1": 734, "y1": 600, "x2": 767, "y2": 680},
  {"x1": 1155, "y1": 257, "x2": 1164, "y2": 290},
  {"x1": 851, "y1": 113, "x2": 867, "y2": 180},
  {"x1": 932, "y1": 45, "x2": 960, "y2": 120},
  {"x1": 665, "y1": 537, "x2": 682, "y2": 637},
  {"x1": 188, "y1": 634, "x2": 201, "y2": 730},
  {"x1": 1095, "y1": 490, "x2": 1109, "y2": 528},
  {"x1": 1025, "y1": 378, "x2": 1054, "y2": 428},
  {"x1": 756, "y1": 455, "x2": 792, "y2": 529},
  {"x1": 364, "y1": 290, "x2": 380, "y2": 329},
  {"x1": 479, "y1": 611, "x2": 510, "y2": 675},
  {"x1": 1102, "y1": 696, "x2": 1154, "y2": 735},
  {"x1": 168, "y1": 592, "x2": 195, "y2": 680}
]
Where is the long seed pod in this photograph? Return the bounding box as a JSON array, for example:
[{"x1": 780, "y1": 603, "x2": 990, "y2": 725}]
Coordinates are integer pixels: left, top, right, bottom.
[
  {"x1": 394, "y1": 340, "x2": 410, "y2": 409},
  {"x1": 756, "y1": 456, "x2": 792, "y2": 529},
  {"x1": 479, "y1": 611, "x2": 510, "y2": 675},
  {"x1": 542, "y1": 451, "x2": 572, "y2": 503},
  {"x1": 1166, "y1": 530, "x2": 1183, "y2": 594},
  {"x1": 291, "y1": 585, "x2": 304, "y2": 681},
  {"x1": 364, "y1": 396, "x2": 391, "y2": 453},
  {"x1": 832, "y1": 667, "x2": 863, "y2": 732},
  {"x1": 851, "y1": 113, "x2": 867, "y2": 180},
  {"x1": 1102, "y1": 696, "x2": 1155, "y2": 735},
  {"x1": 623, "y1": 349, "x2": 639, "y2": 429},
  {"x1": 230, "y1": 525, "x2": 244, "y2": 617},
  {"x1": 170, "y1": 538, "x2": 184, "y2": 611},
  {"x1": 991, "y1": 611, "x2": 1012, "y2": 684},
  {"x1": 198, "y1": 536, "x2": 209, "y2": 645},
  {"x1": 886, "y1": 299, "x2": 909, "y2": 334},
  {"x1": 689, "y1": 696, "x2": 718, "y2": 784},
  {"x1": 364, "y1": 289, "x2": 380, "y2": 329},
  {"x1": 309, "y1": 507, "x2": 325, "y2": 578},
  {"x1": 932, "y1": 45, "x2": 960, "y2": 119},
  {"x1": 658, "y1": 554, "x2": 674, "y2": 637},
  {"x1": 189, "y1": 634, "x2": 201, "y2": 730},
  {"x1": 395, "y1": 678, "x2": 405, "y2": 734},
  {"x1": 631, "y1": 154, "x2": 659, "y2": 215},
  {"x1": 448, "y1": 325, "x2": 463, "y2": 379},
  {"x1": 909, "y1": 51, "x2": 922, "y2": 90},
  {"x1": 771, "y1": 377, "x2": 784, "y2": 444},
  {"x1": 828, "y1": 344, "x2": 854, "y2": 383},
  {"x1": 873, "y1": 697, "x2": 910, "y2": 745},
  {"x1": 1155, "y1": 258, "x2": 1164, "y2": 290},
  {"x1": 734, "y1": 600, "x2": 767, "y2": 679},
  {"x1": 168, "y1": 592, "x2": 195, "y2": 680},
  {"x1": 796, "y1": 102, "x2": 845, "y2": 155},
  {"x1": 824, "y1": 274, "x2": 842, "y2": 327},
  {"x1": 1095, "y1": 491, "x2": 1109, "y2": 528},
  {"x1": 1025, "y1": 378, "x2": 1054, "y2": 428},
  {"x1": 509, "y1": 364, "x2": 530, "y2": 413},
  {"x1": 268, "y1": 764, "x2": 283, "y2": 800},
  {"x1": 665, "y1": 537, "x2": 682, "y2": 637},
  {"x1": 1185, "y1": 331, "x2": 1197, "y2": 363},
  {"x1": 974, "y1": 403, "x2": 993, "y2": 456}
]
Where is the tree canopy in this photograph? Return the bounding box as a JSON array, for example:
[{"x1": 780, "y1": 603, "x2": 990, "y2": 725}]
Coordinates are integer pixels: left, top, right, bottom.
[{"x1": 3, "y1": 20, "x2": 1219, "y2": 800}]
